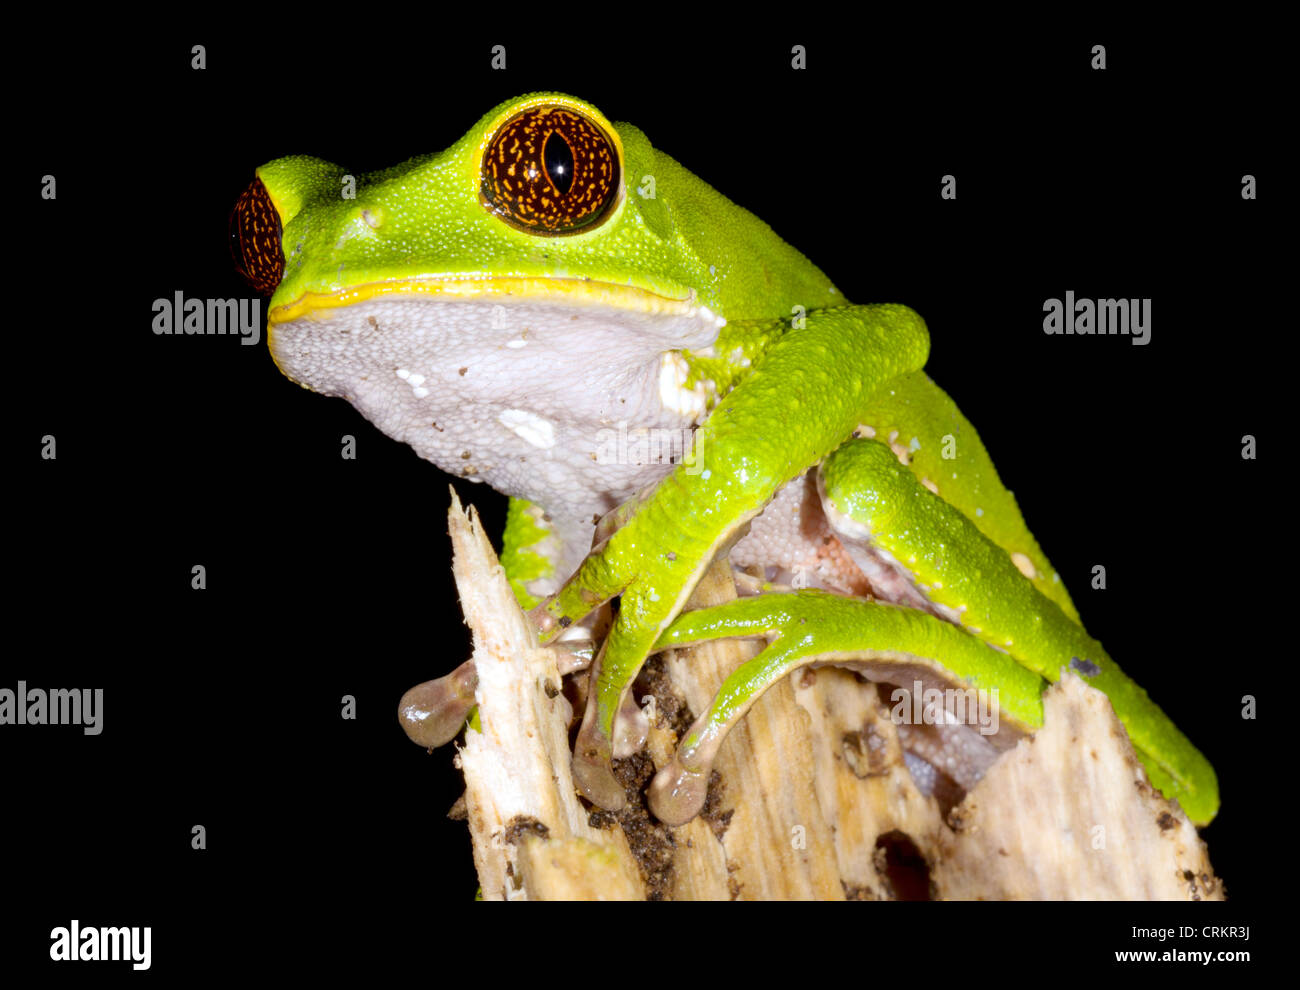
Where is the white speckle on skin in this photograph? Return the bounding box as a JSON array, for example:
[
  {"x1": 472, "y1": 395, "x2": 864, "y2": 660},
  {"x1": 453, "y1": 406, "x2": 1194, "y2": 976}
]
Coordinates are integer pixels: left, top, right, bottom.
[
  {"x1": 658, "y1": 352, "x2": 710, "y2": 419},
  {"x1": 690, "y1": 304, "x2": 726, "y2": 329},
  {"x1": 413, "y1": 387, "x2": 430, "y2": 398},
  {"x1": 975, "y1": 507, "x2": 984, "y2": 517},
  {"x1": 885, "y1": 430, "x2": 911, "y2": 464},
  {"x1": 1011, "y1": 552, "x2": 1038, "y2": 579},
  {"x1": 499, "y1": 409, "x2": 556, "y2": 449},
  {"x1": 408, "y1": 373, "x2": 425, "y2": 386},
  {"x1": 395, "y1": 368, "x2": 410, "y2": 379},
  {"x1": 506, "y1": 339, "x2": 528, "y2": 349}
]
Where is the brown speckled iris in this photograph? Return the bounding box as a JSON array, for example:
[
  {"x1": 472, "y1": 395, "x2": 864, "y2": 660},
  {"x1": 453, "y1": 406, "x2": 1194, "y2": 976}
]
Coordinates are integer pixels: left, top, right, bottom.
[
  {"x1": 481, "y1": 106, "x2": 620, "y2": 234},
  {"x1": 229, "y1": 177, "x2": 284, "y2": 295}
]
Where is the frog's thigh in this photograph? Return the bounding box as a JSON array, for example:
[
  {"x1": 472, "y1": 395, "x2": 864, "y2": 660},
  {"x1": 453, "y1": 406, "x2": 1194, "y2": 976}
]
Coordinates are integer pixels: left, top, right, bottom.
[
  {"x1": 814, "y1": 439, "x2": 959, "y2": 621},
  {"x1": 501, "y1": 497, "x2": 596, "y2": 608},
  {"x1": 815, "y1": 437, "x2": 1095, "y2": 683},
  {"x1": 857, "y1": 370, "x2": 1079, "y2": 622}
]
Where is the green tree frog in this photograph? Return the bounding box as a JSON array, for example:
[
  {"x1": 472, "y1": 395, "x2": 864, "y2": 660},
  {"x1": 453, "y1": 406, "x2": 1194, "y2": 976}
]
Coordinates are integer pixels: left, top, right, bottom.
[{"x1": 231, "y1": 93, "x2": 1218, "y2": 827}]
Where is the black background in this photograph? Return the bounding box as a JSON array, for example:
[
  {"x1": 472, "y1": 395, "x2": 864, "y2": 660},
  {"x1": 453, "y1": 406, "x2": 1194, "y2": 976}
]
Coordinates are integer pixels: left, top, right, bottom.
[{"x1": 7, "y1": 21, "x2": 1278, "y2": 978}]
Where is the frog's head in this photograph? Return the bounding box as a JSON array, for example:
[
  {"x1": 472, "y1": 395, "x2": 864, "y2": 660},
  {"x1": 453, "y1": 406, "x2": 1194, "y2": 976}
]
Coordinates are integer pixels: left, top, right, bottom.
[
  {"x1": 229, "y1": 93, "x2": 838, "y2": 503},
  {"x1": 233, "y1": 92, "x2": 835, "y2": 308}
]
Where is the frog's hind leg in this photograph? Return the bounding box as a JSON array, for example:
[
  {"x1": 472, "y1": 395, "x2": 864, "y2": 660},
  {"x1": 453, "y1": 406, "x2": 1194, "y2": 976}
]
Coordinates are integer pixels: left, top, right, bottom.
[
  {"x1": 815, "y1": 437, "x2": 1219, "y2": 826},
  {"x1": 501, "y1": 497, "x2": 587, "y2": 609},
  {"x1": 854, "y1": 369, "x2": 1080, "y2": 622},
  {"x1": 648, "y1": 435, "x2": 1219, "y2": 825},
  {"x1": 645, "y1": 591, "x2": 1044, "y2": 825}
]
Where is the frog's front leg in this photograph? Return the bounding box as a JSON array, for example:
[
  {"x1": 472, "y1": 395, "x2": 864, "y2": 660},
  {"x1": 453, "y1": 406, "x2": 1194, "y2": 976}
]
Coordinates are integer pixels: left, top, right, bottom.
[{"x1": 532, "y1": 304, "x2": 931, "y2": 810}]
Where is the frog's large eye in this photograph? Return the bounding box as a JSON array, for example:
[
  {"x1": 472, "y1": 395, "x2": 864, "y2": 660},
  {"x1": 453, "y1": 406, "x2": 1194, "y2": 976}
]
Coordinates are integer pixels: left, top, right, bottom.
[
  {"x1": 480, "y1": 106, "x2": 620, "y2": 235},
  {"x1": 229, "y1": 177, "x2": 285, "y2": 295}
]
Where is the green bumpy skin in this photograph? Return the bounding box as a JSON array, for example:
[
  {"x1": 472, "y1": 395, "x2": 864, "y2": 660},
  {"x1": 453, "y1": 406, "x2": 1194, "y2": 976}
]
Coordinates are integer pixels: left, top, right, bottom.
[
  {"x1": 500, "y1": 497, "x2": 554, "y2": 611},
  {"x1": 248, "y1": 92, "x2": 1218, "y2": 828},
  {"x1": 852, "y1": 369, "x2": 1080, "y2": 623}
]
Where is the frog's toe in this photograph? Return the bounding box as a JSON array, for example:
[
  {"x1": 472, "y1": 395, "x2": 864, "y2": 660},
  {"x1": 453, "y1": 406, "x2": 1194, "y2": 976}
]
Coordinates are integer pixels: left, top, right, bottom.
[
  {"x1": 552, "y1": 639, "x2": 596, "y2": 676},
  {"x1": 569, "y1": 660, "x2": 629, "y2": 815},
  {"x1": 571, "y1": 696, "x2": 628, "y2": 810},
  {"x1": 648, "y1": 703, "x2": 729, "y2": 824},
  {"x1": 612, "y1": 693, "x2": 649, "y2": 758},
  {"x1": 529, "y1": 602, "x2": 562, "y2": 635},
  {"x1": 647, "y1": 750, "x2": 713, "y2": 826},
  {"x1": 397, "y1": 658, "x2": 478, "y2": 748}
]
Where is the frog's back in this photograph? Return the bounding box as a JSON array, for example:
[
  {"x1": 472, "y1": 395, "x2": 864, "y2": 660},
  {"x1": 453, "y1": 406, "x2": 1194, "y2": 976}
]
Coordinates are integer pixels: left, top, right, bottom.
[{"x1": 616, "y1": 121, "x2": 844, "y2": 321}]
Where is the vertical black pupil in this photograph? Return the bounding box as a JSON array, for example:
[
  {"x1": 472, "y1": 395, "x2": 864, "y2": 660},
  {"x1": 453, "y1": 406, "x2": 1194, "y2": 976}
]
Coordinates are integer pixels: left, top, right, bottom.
[{"x1": 544, "y1": 131, "x2": 574, "y2": 196}]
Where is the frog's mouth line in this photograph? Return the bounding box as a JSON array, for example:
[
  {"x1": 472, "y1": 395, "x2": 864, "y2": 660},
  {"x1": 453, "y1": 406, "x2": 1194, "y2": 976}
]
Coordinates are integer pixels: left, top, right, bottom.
[{"x1": 268, "y1": 277, "x2": 708, "y2": 325}]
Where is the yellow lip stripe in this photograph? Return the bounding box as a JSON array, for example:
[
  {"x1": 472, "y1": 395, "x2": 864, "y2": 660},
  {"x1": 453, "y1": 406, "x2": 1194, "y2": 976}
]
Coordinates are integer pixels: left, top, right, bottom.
[{"x1": 269, "y1": 277, "x2": 695, "y2": 324}]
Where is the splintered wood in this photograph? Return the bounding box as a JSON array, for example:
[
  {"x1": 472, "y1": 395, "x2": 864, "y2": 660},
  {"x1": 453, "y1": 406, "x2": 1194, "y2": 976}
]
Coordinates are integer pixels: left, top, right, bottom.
[
  {"x1": 446, "y1": 495, "x2": 1221, "y2": 901},
  {"x1": 450, "y1": 492, "x2": 643, "y2": 900}
]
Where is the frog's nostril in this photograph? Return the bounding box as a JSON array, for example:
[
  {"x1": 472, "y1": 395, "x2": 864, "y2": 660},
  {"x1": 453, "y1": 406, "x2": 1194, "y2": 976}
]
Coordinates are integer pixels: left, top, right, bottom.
[{"x1": 230, "y1": 176, "x2": 285, "y2": 295}]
